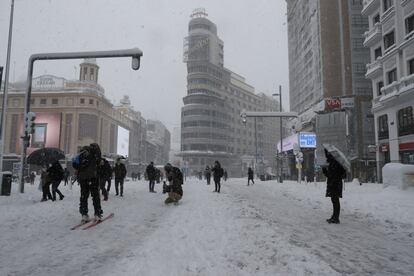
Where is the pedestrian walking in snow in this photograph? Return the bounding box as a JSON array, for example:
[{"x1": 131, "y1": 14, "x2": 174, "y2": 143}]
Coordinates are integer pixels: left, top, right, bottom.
[
  {"x1": 322, "y1": 149, "x2": 346, "y2": 224},
  {"x1": 47, "y1": 161, "x2": 65, "y2": 201},
  {"x1": 223, "y1": 170, "x2": 228, "y2": 181},
  {"x1": 163, "y1": 163, "x2": 183, "y2": 204},
  {"x1": 114, "y1": 158, "x2": 127, "y2": 197},
  {"x1": 72, "y1": 143, "x2": 103, "y2": 222},
  {"x1": 40, "y1": 168, "x2": 52, "y2": 201},
  {"x1": 63, "y1": 168, "x2": 70, "y2": 186},
  {"x1": 146, "y1": 162, "x2": 157, "y2": 193},
  {"x1": 211, "y1": 160, "x2": 224, "y2": 193},
  {"x1": 205, "y1": 165, "x2": 211, "y2": 185},
  {"x1": 247, "y1": 167, "x2": 254, "y2": 186},
  {"x1": 97, "y1": 157, "x2": 111, "y2": 201}
]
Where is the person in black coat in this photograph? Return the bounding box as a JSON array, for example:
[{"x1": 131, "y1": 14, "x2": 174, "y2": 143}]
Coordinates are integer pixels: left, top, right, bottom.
[
  {"x1": 47, "y1": 161, "x2": 64, "y2": 201},
  {"x1": 97, "y1": 157, "x2": 111, "y2": 200},
  {"x1": 146, "y1": 162, "x2": 156, "y2": 193},
  {"x1": 211, "y1": 160, "x2": 223, "y2": 193},
  {"x1": 73, "y1": 143, "x2": 103, "y2": 222},
  {"x1": 204, "y1": 165, "x2": 211, "y2": 185},
  {"x1": 247, "y1": 167, "x2": 254, "y2": 186},
  {"x1": 322, "y1": 149, "x2": 346, "y2": 224},
  {"x1": 113, "y1": 158, "x2": 127, "y2": 197}
]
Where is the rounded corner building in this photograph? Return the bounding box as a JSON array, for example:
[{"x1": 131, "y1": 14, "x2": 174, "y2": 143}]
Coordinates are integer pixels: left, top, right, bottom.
[{"x1": 180, "y1": 9, "x2": 281, "y2": 177}]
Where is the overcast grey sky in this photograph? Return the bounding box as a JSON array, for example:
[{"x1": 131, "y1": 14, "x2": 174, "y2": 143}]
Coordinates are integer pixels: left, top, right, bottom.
[{"x1": 0, "y1": 0, "x2": 289, "y2": 131}]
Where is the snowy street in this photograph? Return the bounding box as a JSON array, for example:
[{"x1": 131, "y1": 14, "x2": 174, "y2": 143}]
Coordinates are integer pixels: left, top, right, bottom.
[{"x1": 1, "y1": 178, "x2": 414, "y2": 276}]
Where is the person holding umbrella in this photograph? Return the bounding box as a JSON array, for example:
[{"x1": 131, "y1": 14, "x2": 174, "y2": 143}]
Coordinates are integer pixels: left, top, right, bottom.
[{"x1": 322, "y1": 148, "x2": 346, "y2": 224}]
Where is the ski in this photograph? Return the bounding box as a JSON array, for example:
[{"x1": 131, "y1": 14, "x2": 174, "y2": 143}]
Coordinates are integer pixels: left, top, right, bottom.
[
  {"x1": 82, "y1": 213, "x2": 114, "y2": 230},
  {"x1": 70, "y1": 220, "x2": 91, "y2": 230}
]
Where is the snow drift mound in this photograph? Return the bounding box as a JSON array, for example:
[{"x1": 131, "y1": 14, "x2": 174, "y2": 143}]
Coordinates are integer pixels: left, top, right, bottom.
[{"x1": 382, "y1": 163, "x2": 414, "y2": 189}]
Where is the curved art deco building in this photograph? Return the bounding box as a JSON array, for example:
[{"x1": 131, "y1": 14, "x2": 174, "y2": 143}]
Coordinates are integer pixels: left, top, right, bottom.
[
  {"x1": 181, "y1": 15, "x2": 233, "y2": 172},
  {"x1": 181, "y1": 12, "x2": 280, "y2": 176}
]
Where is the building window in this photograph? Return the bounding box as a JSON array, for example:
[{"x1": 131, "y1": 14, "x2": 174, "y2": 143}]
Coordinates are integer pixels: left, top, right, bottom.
[
  {"x1": 378, "y1": 114, "x2": 389, "y2": 140},
  {"x1": 30, "y1": 98, "x2": 35, "y2": 105},
  {"x1": 387, "y1": 68, "x2": 397, "y2": 84},
  {"x1": 40, "y1": 99, "x2": 47, "y2": 105},
  {"x1": 90, "y1": 68, "x2": 94, "y2": 81},
  {"x1": 383, "y1": 0, "x2": 393, "y2": 12},
  {"x1": 398, "y1": 106, "x2": 414, "y2": 136},
  {"x1": 384, "y1": 30, "x2": 395, "y2": 50},
  {"x1": 377, "y1": 81, "x2": 384, "y2": 96},
  {"x1": 373, "y1": 14, "x2": 380, "y2": 24},
  {"x1": 353, "y1": 63, "x2": 366, "y2": 73},
  {"x1": 52, "y1": 98, "x2": 58, "y2": 105},
  {"x1": 409, "y1": 58, "x2": 414, "y2": 75},
  {"x1": 374, "y1": 47, "x2": 382, "y2": 59},
  {"x1": 351, "y1": 15, "x2": 368, "y2": 27},
  {"x1": 352, "y1": 38, "x2": 364, "y2": 49},
  {"x1": 406, "y1": 14, "x2": 414, "y2": 35},
  {"x1": 89, "y1": 99, "x2": 94, "y2": 105},
  {"x1": 80, "y1": 98, "x2": 85, "y2": 104}
]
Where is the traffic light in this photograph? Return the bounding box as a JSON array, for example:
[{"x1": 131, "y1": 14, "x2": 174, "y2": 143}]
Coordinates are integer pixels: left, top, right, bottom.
[
  {"x1": 24, "y1": 112, "x2": 36, "y2": 135},
  {"x1": 240, "y1": 110, "x2": 247, "y2": 124}
]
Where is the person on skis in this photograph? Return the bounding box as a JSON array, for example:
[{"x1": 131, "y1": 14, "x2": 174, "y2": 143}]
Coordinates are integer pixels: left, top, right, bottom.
[{"x1": 73, "y1": 143, "x2": 103, "y2": 222}]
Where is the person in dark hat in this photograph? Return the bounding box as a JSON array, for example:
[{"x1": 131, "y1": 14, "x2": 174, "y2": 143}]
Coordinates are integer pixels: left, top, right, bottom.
[{"x1": 322, "y1": 149, "x2": 346, "y2": 224}]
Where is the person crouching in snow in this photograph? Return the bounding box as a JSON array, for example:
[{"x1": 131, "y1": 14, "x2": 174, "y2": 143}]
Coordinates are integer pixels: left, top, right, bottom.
[
  {"x1": 322, "y1": 149, "x2": 346, "y2": 224},
  {"x1": 163, "y1": 163, "x2": 183, "y2": 205}
]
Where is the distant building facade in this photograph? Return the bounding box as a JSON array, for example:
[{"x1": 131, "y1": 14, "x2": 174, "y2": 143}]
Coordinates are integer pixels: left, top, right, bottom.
[
  {"x1": 180, "y1": 10, "x2": 281, "y2": 177},
  {"x1": 362, "y1": 0, "x2": 414, "y2": 180},
  {"x1": 146, "y1": 119, "x2": 171, "y2": 165},
  {"x1": 287, "y1": 0, "x2": 376, "y2": 181},
  {"x1": 0, "y1": 60, "x2": 170, "y2": 171}
]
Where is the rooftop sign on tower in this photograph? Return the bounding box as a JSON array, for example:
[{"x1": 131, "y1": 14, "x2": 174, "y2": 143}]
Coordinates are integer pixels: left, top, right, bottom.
[{"x1": 191, "y1": 8, "x2": 208, "y2": 18}]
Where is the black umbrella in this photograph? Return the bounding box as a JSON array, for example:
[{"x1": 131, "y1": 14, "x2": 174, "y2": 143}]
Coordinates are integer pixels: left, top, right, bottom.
[{"x1": 27, "y1": 147, "x2": 65, "y2": 166}]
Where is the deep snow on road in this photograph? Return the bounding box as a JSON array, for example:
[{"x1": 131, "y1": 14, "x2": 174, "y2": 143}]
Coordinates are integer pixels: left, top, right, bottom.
[{"x1": 0, "y1": 178, "x2": 414, "y2": 276}]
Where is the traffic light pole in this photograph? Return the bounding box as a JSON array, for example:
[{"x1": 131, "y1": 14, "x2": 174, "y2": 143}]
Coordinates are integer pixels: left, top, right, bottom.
[
  {"x1": 240, "y1": 110, "x2": 297, "y2": 182},
  {"x1": 18, "y1": 48, "x2": 143, "y2": 193},
  {"x1": 0, "y1": 0, "x2": 15, "y2": 176}
]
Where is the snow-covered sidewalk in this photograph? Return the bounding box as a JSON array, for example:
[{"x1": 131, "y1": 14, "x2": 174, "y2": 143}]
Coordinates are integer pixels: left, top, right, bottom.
[{"x1": 0, "y1": 178, "x2": 413, "y2": 275}]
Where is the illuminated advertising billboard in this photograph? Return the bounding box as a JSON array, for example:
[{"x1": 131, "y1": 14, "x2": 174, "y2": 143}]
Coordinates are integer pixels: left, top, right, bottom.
[
  {"x1": 117, "y1": 126, "x2": 129, "y2": 157},
  {"x1": 299, "y1": 132, "x2": 316, "y2": 148}
]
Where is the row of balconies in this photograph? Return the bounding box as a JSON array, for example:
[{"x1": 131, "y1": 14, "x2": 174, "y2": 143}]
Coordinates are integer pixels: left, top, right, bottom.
[
  {"x1": 366, "y1": 31, "x2": 414, "y2": 79},
  {"x1": 373, "y1": 74, "x2": 414, "y2": 109},
  {"x1": 364, "y1": 23, "x2": 382, "y2": 47}
]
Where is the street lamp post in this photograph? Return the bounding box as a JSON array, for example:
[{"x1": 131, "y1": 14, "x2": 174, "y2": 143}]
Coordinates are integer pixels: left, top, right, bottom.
[
  {"x1": 18, "y1": 48, "x2": 143, "y2": 193},
  {"x1": 273, "y1": 85, "x2": 283, "y2": 183}
]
